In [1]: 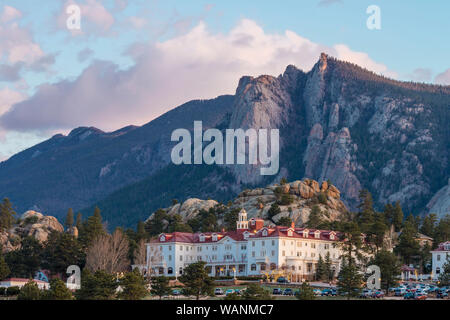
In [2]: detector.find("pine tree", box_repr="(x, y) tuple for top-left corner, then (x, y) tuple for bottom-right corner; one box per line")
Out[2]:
(357, 189), (375, 233)
(296, 282), (315, 300)
(150, 276), (171, 300)
(438, 256), (450, 287)
(43, 279), (74, 300)
(315, 255), (326, 281)
(395, 219), (420, 265)
(179, 261), (214, 300)
(392, 202), (404, 232)
(337, 259), (363, 299)
(306, 205), (322, 228)
(75, 212), (83, 230)
(79, 207), (106, 247)
(0, 245), (10, 281)
(324, 251), (333, 281)
(369, 250), (401, 291)
(119, 269), (148, 300)
(420, 213), (437, 237)
(0, 198), (16, 231)
(17, 280), (40, 300)
(65, 208), (74, 229)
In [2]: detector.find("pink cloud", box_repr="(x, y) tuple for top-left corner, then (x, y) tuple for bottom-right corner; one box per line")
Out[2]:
(0, 19), (397, 133)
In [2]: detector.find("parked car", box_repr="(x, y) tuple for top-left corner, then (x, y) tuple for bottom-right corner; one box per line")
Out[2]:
(321, 288), (337, 296)
(283, 288), (294, 296)
(395, 288), (406, 296)
(172, 289), (181, 296)
(277, 277), (290, 284)
(272, 288), (283, 295)
(414, 292), (427, 300)
(437, 291), (448, 299)
(360, 289), (373, 298)
(313, 289), (322, 296)
(214, 288), (224, 295)
(371, 290), (385, 299)
(403, 292), (415, 299)
(225, 289), (235, 296)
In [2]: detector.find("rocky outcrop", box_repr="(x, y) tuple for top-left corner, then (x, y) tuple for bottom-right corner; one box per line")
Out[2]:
(0, 210), (64, 252)
(426, 178), (450, 219)
(147, 198), (219, 222)
(148, 179), (348, 227)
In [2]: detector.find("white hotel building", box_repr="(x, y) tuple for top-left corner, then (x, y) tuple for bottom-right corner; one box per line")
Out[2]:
(145, 209), (343, 281)
(431, 241), (450, 280)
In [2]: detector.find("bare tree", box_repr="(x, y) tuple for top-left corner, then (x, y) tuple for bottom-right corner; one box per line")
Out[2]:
(86, 229), (130, 273)
(134, 239), (147, 266)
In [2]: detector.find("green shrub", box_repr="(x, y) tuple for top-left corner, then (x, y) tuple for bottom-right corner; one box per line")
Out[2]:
(6, 286), (20, 296)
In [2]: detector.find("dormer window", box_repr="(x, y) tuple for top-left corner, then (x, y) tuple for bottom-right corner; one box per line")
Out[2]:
(303, 229), (309, 238)
(160, 234), (166, 242)
(243, 231), (250, 240)
(288, 230), (293, 237)
(199, 234), (205, 242)
(262, 229), (268, 237)
(330, 232), (335, 240)
(212, 233), (218, 242)
(314, 231), (320, 239)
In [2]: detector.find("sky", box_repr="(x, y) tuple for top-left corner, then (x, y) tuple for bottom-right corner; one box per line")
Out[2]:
(0, 0), (449, 161)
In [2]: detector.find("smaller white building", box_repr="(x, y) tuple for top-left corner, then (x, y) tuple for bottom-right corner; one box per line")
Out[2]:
(0, 278), (50, 290)
(431, 241), (450, 280)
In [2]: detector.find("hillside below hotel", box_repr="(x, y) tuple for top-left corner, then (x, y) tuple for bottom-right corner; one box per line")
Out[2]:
(142, 209), (343, 282)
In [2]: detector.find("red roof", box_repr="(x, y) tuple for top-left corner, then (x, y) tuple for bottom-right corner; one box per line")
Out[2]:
(431, 241), (450, 252)
(1, 278), (48, 284)
(150, 226), (340, 244)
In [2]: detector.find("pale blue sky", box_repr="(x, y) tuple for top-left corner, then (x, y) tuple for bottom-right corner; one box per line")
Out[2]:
(0, 0), (449, 160)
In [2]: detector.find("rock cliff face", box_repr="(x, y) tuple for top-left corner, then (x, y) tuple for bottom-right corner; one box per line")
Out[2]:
(148, 179), (347, 227)
(427, 178), (450, 219)
(222, 53), (449, 213)
(0, 211), (64, 252)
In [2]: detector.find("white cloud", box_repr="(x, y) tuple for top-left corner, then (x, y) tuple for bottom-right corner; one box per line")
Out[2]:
(0, 19), (396, 133)
(435, 68), (450, 85)
(0, 6), (44, 65)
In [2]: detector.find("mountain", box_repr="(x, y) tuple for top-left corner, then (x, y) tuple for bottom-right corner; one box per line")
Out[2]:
(0, 53), (449, 228)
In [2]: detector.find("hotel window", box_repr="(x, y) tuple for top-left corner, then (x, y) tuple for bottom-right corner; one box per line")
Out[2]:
(262, 241), (265, 246)
(311, 243), (316, 249)
(252, 241), (255, 247)
(297, 242), (302, 247)
(186, 246), (189, 252)
(251, 264), (257, 271)
(252, 251), (255, 257)
(168, 255), (172, 261)
(297, 252), (302, 257)
(261, 264), (267, 271)
(311, 253), (316, 257)
(272, 240), (275, 246)
(437, 255), (441, 261)
(180, 256), (183, 261)
(168, 246), (172, 251)
(271, 250), (275, 256)
(283, 240), (286, 246)
(324, 244), (329, 250)
(260, 250), (266, 256)
(179, 246), (182, 251)
(241, 245), (247, 250)
(282, 250), (285, 257)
